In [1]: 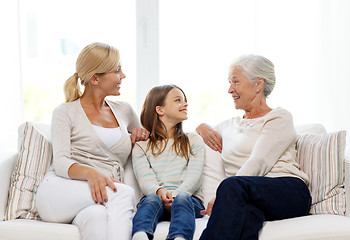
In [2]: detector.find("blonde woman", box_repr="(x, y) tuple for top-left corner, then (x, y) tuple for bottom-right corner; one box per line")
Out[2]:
(36, 42), (149, 240)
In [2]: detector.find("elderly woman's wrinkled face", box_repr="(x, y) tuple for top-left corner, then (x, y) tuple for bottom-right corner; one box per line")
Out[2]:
(228, 66), (260, 111)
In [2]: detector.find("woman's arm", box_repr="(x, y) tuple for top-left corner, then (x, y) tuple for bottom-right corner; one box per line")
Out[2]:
(51, 105), (77, 178)
(196, 123), (222, 152)
(124, 102), (150, 144)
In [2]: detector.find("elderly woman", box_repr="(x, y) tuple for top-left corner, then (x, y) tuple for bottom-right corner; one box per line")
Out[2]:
(36, 42), (149, 240)
(197, 55), (311, 240)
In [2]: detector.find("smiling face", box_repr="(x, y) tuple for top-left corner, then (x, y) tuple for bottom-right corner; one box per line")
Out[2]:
(156, 88), (188, 127)
(228, 66), (262, 111)
(95, 65), (126, 96)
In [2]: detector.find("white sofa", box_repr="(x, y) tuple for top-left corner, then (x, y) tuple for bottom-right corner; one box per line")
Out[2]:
(1, 122), (350, 240)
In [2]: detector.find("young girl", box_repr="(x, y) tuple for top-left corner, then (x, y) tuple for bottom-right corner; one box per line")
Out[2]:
(132, 85), (205, 240)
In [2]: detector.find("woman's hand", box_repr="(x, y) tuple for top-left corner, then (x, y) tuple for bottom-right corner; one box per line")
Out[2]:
(196, 124), (222, 153)
(130, 128), (150, 144)
(200, 197), (216, 216)
(86, 169), (120, 205)
(68, 163), (119, 205)
(157, 188), (173, 212)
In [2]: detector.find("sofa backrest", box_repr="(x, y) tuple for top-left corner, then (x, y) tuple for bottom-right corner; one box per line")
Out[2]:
(0, 152), (17, 221)
(4, 122), (346, 217)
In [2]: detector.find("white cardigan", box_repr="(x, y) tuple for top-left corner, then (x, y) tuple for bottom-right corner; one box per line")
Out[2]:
(215, 107), (309, 184)
(50, 98), (140, 181)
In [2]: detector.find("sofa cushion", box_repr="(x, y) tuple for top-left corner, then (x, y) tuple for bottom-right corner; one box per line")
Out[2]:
(297, 131), (346, 215)
(0, 152), (17, 221)
(153, 212), (350, 240)
(5, 122), (52, 220)
(0, 219), (80, 240)
(259, 214), (350, 240)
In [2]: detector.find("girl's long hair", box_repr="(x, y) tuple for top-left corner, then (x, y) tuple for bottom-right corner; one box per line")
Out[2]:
(140, 85), (194, 162)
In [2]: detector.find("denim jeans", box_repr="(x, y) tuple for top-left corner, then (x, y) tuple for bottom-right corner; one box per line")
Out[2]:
(200, 176), (311, 240)
(132, 193), (204, 240)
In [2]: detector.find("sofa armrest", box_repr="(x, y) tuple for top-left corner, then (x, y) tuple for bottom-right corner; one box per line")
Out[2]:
(345, 154), (350, 217)
(0, 151), (17, 221)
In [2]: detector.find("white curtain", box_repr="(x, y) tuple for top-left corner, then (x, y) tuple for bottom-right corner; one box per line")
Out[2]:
(159, 0), (350, 153)
(1, 0), (350, 154)
(0, 0), (22, 153)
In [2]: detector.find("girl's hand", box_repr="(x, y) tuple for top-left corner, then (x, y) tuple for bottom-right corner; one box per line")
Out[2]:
(196, 124), (222, 153)
(130, 128), (150, 144)
(157, 188), (173, 212)
(200, 197), (216, 216)
(86, 169), (119, 205)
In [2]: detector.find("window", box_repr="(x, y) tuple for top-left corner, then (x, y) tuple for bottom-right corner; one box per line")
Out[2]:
(19, 0), (136, 123)
(1, 0), (350, 153)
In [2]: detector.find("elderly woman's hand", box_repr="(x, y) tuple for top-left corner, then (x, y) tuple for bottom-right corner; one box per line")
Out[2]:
(130, 128), (150, 144)
(200, 197), (216, 216)
(196, 124), (222, 153)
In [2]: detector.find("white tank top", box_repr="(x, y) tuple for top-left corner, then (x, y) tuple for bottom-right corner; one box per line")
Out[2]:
(92, 125), (122, 148)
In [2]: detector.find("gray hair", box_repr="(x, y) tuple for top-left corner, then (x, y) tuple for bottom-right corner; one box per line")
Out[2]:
(230, 55), (276, 97)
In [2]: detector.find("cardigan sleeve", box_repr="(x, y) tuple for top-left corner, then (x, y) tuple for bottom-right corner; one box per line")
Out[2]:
(132, 142), (161, 195)
(236, 109), (297, 176)
(127, 105), (141, 132)
(120, 101), (141, 132)
(174, 133), (205, 196)
(51, 104), (77, 179)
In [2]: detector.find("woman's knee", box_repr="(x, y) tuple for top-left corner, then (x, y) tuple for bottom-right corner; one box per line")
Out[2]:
(73, 205), (107, 240)
(115, 183), (135, 195)
(216, 176), (250, 198)
(73, 205), (107, 227)
(219, 176), (240, 191)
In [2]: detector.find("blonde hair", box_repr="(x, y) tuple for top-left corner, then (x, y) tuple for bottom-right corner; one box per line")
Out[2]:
(64, 42), (120, 102)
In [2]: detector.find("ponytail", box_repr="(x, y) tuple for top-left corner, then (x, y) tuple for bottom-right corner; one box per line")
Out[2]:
(64, 73), (82, 102)
(62, 42), (120, 102)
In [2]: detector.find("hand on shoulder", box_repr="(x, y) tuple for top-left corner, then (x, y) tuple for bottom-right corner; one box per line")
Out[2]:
(196, 123), (222, 153)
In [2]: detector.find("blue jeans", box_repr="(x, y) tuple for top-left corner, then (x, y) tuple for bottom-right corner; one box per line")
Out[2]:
(132, 193), (204, 240)
(200, 176), (311, 240)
